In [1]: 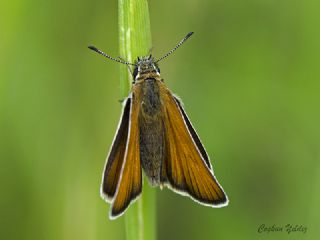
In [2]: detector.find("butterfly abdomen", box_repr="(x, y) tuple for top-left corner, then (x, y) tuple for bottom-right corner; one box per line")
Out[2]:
(139, 78), (165, 186)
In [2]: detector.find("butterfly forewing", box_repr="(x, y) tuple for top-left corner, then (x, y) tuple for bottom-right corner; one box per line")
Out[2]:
(111, 89), (143, 218)
(173, 97), (212, 170)
(101, 98), (131, 202)
(159, 82), (228, 206)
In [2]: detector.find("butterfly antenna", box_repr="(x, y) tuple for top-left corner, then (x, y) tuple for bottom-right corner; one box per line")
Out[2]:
(156, 32), (194, 63)
(88, 45), (136, 66)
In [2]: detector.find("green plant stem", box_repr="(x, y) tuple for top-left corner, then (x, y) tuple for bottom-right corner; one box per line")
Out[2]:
(118, 0), (156, 240)
(118, 0), (152, 99)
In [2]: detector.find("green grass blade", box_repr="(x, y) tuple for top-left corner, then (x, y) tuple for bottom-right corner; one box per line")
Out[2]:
(118, 0), (156, 240)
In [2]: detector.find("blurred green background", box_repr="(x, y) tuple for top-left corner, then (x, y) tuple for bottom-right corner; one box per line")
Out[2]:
(1, 0), (319, 239)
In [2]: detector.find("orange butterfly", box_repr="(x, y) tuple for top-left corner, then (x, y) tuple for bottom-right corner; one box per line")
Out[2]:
(89, 32), (228, 219)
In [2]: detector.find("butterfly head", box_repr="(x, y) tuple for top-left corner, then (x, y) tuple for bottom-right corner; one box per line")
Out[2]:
(133, 55), (160, 80)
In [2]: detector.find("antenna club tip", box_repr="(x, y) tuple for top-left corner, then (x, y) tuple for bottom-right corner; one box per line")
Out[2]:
(187, 32), (194, 37)
(88, 45), (97, 51)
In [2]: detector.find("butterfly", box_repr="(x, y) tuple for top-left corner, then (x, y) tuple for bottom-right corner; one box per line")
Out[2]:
(88, 32), (228, 219)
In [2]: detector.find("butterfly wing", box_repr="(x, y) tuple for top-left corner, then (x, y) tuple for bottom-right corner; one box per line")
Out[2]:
(101, 98), (131, 202)
(160, 83), (228, 206)
(173, 96), (212, 170)
(110, 88), (143, 219)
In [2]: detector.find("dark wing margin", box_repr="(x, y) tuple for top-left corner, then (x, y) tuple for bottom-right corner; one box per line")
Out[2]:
(100, 98), (131, 202)
(173, 96), (212, 169)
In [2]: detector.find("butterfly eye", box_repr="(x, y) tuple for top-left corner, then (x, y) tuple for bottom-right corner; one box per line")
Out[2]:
(133, 67), (139, 79)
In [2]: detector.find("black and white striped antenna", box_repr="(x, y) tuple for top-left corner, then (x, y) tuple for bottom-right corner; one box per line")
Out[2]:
(156, 32), (194, 63)
(88, 45), (136, 66)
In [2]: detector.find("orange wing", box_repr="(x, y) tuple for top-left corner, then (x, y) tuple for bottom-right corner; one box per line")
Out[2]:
(110, 87), (143, 219)
(160, 83), (228, 206)
(101, 98), (131, 202)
